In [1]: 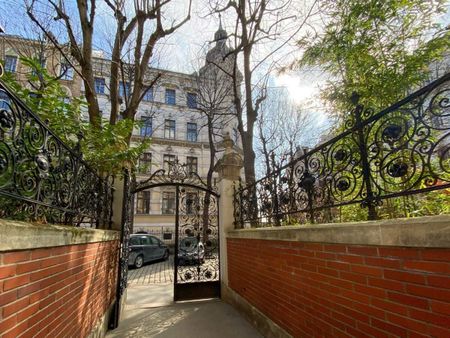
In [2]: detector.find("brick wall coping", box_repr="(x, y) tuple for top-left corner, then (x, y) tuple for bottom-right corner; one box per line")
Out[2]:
(0, 219), (119, 252)
(227, 215), (450, 248)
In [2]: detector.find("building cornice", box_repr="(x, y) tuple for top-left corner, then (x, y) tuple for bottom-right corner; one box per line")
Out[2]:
(131, 136), (209, 149)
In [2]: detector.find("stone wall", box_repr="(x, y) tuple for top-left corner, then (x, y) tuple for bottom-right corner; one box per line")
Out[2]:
(226, 216), (450, 337)
(0, 220), (119, 338)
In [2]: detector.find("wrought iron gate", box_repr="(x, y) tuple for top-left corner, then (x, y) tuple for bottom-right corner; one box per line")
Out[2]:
(132, 160), (220, 301)
(172, 185), (220, 300)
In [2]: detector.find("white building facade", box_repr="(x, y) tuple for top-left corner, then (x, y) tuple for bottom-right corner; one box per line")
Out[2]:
(0, 25), (242, 233)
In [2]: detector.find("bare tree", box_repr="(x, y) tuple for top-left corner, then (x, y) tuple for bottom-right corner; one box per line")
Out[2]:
(25, 0), (191, 131)
(256, 87), (322, 176)
(208, 0), (319, 184)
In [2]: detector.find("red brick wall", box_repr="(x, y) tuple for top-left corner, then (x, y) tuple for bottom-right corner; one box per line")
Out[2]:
(0, 241), (119, 338)
(228, 238), (450, 338)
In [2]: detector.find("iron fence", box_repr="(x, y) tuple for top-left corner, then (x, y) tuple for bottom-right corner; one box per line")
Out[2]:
(234, 72), (450, 228)
(0, 80), (113, 228)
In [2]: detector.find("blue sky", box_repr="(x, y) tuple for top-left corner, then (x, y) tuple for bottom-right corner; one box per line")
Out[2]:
(1, 0), (448, 135)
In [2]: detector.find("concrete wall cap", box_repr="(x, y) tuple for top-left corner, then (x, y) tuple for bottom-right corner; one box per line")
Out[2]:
(0, 219), (119, 252)
(227, 215), (450, 248)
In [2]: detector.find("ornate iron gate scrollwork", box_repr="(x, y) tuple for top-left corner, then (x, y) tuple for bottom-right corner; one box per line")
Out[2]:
(174, 186), (220, 300)
(133, 159), (221, 301)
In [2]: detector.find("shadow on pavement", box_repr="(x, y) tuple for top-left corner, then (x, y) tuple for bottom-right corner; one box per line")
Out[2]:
(106, 300), (263, 338)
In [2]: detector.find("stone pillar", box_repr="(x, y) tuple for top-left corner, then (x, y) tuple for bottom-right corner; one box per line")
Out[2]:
(216, 135), (243, 286)
(111, 175), (125, 231)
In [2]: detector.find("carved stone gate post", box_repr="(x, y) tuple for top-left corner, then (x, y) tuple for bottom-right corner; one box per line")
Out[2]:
(111, 175), (125, 231)
(215, 135), (243, 287)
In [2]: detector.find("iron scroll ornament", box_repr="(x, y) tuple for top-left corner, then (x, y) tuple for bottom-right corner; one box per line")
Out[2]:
(0, 80), (113, 227)
(177, 188), (220, 284)
(234, 72), (450, 227)
(132, 159), (221, 289)
(134, 158), (218, 195)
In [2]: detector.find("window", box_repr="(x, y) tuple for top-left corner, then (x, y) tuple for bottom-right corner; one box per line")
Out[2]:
(187, 122), (197, 142)
(4, 56), (17, 73)
(140, 236), (152, 245)
(94, 78), (105, 94)
(187, 93), (197, 109)
(186, 192), (199, 215)
(162, 191), (175, 214)
(143, 87), (153, 101)
(140, 117), (152, 136)
(138, 153), (152, 174)
(164, 119), (176, 139)
(136, 191), (151, 214)
(119, 81), (131, 98)
(60, 63), (74, 80)
(0, 91), (10, 110)
(163, 154), (176, 172)
(148, 236), (160, 245)
(130, 237), (140, 245)
(186, 156), (198, 175)
(165, 89), (176, 105)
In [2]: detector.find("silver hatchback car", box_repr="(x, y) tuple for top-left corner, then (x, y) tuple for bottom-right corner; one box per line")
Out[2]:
(129, 234), (169, 268)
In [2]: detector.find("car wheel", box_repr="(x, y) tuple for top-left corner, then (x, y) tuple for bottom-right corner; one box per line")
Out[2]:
(163, 250), (169, 260)
(134, 255), (144, 269)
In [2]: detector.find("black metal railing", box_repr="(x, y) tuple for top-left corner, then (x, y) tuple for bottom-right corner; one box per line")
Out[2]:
(234, 72), (450, 228)
(0, 80), (113, 228)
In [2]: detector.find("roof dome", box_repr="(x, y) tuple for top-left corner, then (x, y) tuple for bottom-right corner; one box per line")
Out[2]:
(205, 19), (231, 63)
(214, 24), (227, 42)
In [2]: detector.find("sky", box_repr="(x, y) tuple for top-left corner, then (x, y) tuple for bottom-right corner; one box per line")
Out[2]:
(1, 0), (448, 136)
(0, 0), (329, 127)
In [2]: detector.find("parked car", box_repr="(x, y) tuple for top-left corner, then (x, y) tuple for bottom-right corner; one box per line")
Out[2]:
(177, 236), (205, 265)
(129, 234), (169, 268)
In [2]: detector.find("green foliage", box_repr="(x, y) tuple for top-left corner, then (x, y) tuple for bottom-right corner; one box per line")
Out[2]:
(2, 57), (149, 175)
(82, 118), (149, 174)
(299, 0), (450, 117)
(414, 190), (450, 215)
(294, 0), (450, 222)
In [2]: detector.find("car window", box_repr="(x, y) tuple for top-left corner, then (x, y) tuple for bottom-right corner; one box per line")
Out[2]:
(149, 236), (160, 245)
(130, 237), (140, 245)
(140, 236), (152, 245)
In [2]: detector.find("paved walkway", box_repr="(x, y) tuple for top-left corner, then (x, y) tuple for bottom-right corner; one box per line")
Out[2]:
(128, 254), (220, 286)
(126, 284), (174, 309)
(106, 299), (263, 338)
(128, 256), (174, 285)
(118, 255), (261, 337)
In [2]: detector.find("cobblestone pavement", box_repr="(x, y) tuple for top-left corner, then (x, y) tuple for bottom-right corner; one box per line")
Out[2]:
(128, 255), (174, 285)
(128, 254), (220, 285)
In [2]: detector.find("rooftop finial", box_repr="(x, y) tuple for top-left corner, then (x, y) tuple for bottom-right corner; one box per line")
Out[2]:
(214, 13), (227, 43)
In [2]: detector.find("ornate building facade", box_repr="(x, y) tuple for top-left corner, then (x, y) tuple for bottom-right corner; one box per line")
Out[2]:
(0, 25), (241, 233)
